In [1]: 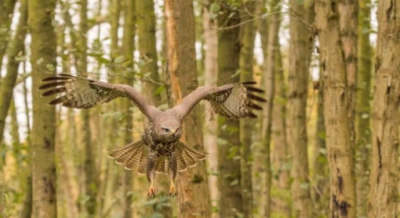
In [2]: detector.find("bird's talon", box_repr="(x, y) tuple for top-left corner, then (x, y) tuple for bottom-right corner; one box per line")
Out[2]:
(169, 186), (176, 197)
(147, 187), (156, 198)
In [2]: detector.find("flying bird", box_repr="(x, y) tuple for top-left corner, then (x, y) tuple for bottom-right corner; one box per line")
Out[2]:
(39, 74), (266, 197)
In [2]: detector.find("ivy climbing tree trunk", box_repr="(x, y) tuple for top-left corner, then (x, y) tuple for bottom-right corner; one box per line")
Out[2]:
(28, 0), (57, 216)
(165, 0), (211, 217)
(368, 0), (400, 217)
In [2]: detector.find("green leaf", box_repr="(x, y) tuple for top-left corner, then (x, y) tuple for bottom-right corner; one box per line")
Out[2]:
(15, 55), (25, 62)
(46, 64), (55, 72)
(114, 55), (125, 64)
(36, 58), (43, 65)
(217, 138), (228, 146)
(230, 179), (238, 186)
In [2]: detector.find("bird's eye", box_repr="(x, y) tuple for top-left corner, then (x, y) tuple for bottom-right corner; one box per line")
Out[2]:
(162, 127), (170, 133)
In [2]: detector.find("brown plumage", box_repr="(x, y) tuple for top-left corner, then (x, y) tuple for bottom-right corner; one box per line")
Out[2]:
(39, 74), (266, 197)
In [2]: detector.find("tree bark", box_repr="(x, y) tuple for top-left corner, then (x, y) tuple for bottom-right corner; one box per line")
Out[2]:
(287, 0), (314, 216)
(216, 2), (243, 217)
(239, 1), (256, 217)
(136, 0), (162, 104)
(202, 5), (219, 218)
(312, 85), (329, 217)
(76, 0), (98, 215)
(368, 0), (400, 217)
(338, 0), (358, 142)
(315, 0), (356, 216)
(28, 0), (57, 216)
(0, 0), (16, 69)
(121, 0), (135, 216)
(260, 0), (280, 216)
(165, 0), (211, 217)
(355, 0), (372, 215)
(0, 0), (28, 145)
(271, 45), (291, 217)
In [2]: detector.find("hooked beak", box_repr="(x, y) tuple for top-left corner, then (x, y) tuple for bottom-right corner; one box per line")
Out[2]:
(170, 129), (176, 134)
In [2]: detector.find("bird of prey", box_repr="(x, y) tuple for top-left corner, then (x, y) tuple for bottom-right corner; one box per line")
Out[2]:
(39, 74), (266, 197)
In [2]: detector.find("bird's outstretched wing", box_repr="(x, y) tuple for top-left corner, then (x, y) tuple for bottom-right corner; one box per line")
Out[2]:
(176, 81), (266, 119)
(39, 74), (154, 117)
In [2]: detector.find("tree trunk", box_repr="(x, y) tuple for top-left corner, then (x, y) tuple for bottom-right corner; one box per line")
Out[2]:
(287, 0), (314, 216)
(260, 0), (280, 216)
(165, 0), (211, 217)
(28, 0), (57, 216)
(202, 5), (218, 218)
(355, 0), (372, 215)
(216, 2), (243, 217)
(20, 70), (33, 218)
(76, 0), (98, 215)
(0, 0), (28, 145)
(136, 0), (162, 104)
(315, 0), (356, 216)
(271, 45), (291, 217)
(121, 0), (135, 216)
(338, 0), (358, 142)
(0, 0), (16, 69)
(368, 0), (400, 217)
(239, 1), (256, 217)
(312, 85), (329, 217)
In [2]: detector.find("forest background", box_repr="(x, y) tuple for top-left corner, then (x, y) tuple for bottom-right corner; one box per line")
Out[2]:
(0, 0), (398, 217)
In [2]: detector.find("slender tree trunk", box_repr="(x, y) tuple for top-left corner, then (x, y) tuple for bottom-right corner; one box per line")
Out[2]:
(0, 0), (16, 69)
(0, 0), (28, 145)
(312, 84), (329, 217)
(288, 0), (314, 216)
(239, 1), (256, 217)
(216, 2), (243, 217)
(136, 0), (162, 103)
(165, 0), (211, 217)
(355, 0), (372, 215)
(315, 0), (356, 216)
(260, 0), (280, 216)
(271, 45), (291, 217)
(136, 0), (173, 216)
(28, 0), (57, 216)
(76, 0), (98, 215)
(121, 0), (135, 216)
(368, 0), (400, 217)
(20, 68), (33, 218)
(202, 5), (219, 218)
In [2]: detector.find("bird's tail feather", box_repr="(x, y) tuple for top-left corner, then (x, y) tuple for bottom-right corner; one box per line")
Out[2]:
(107, 140), (148, 174)
(175, 142), (206, 172)
(107, 140), (206, 174)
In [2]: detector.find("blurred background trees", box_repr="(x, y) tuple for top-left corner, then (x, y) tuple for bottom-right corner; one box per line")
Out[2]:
(0, 0), (390, 217)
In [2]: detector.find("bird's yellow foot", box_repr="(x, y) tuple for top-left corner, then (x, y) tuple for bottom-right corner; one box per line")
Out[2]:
(147, 186), (156, 198)
(169, 182), (176, 197)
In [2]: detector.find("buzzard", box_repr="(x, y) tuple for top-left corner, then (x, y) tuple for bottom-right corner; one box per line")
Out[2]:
(39, 74), (266, 197)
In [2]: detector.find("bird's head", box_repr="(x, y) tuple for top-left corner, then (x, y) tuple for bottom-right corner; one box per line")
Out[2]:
(153, 118), (182, 142)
